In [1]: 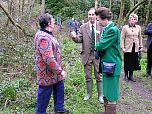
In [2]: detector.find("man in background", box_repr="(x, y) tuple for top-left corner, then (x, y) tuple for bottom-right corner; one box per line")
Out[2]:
(144, 21), (152, 77)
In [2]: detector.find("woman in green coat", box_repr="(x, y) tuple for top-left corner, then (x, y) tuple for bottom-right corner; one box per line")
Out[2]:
(95, 7), (122, 114)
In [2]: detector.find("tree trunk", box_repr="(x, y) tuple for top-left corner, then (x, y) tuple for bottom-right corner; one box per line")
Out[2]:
(22, 0), (25, 15)
(130, 0), (134, 11)
(122, 0), (146, 25)
(5, 0), (13, 27)
(19, 0), (21, 16)
(41, 0), (45, 14)
(26, 0), (35, 21)
(134, 0), (142, 13)
(109, 0), (112, 10)
(117, 0), (125, 27)
(0, 3), (26, 35)
(99, 0), (102, 7)
(145, 0), (152, 26)
(95, 0), (99, 9)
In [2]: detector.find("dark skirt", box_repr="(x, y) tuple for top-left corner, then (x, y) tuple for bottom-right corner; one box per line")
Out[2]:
(124, 43), (140, 71)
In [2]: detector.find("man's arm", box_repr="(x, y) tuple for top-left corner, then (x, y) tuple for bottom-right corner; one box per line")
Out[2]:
(70, 26), (83, 43)
(144, 23), (152, 35)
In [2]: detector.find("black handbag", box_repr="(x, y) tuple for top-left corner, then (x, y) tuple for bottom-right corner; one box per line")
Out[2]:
(135, 51), (141, 70)
(102, 62), (116, 75)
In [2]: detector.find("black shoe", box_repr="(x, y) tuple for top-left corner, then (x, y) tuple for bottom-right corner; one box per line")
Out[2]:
(128, 76), (136, 82)
(124, 71), (129, 82)
(54, 109), (70, 114)
(129, 71), (136, 82)
(124, 75), (129, 82)
(146, 73), (151, 77)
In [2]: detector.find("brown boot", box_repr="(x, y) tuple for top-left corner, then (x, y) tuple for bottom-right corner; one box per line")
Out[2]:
(100, 97), (108, 114)
(106, 103), (116, 114)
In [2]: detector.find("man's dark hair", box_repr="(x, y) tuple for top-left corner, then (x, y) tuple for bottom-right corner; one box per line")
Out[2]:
(39, 13), (53, 29)
(95, 7), (113, 21)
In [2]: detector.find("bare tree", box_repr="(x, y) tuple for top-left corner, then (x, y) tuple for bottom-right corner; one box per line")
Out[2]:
(145, 0), (152, 25)
(109, 0), (112, 10)
(41, 0), (45, 14)
(26, 0), (35, 21)
(130, 0), (134, 11)
(19, 0), (21, 16)
(5, 0), (13, 27)
(22, 0), (25, 15)
(117, 0), (125, 27)
(0, 3), (26, 34)
(122, 0), (147, 25)
(134, 0), (142, 13)
(99, 0), (102, 7)
(95, 0), (99, 8)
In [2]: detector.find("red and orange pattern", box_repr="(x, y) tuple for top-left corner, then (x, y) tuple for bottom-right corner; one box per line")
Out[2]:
(34, 30), (64, 86)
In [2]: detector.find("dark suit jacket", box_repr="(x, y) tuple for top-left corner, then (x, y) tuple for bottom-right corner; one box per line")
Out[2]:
(144, 22), (152, 50)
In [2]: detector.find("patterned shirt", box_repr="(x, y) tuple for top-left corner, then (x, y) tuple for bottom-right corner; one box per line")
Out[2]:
(34, 29), (64, 86)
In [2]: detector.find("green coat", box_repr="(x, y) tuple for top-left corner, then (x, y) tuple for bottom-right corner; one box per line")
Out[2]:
(96, 22), (122, 102)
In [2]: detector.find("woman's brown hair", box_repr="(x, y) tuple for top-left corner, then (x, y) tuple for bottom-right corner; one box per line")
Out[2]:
(95, 7), (113, 21)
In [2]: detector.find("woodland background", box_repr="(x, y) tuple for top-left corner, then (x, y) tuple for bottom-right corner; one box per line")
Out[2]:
(0, 0), (152, 114)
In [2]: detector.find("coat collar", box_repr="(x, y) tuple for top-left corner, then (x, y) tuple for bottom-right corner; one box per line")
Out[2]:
(104, 21), (115, 31)
(40, 28), (54, 36)
(128, 24), (136, 28)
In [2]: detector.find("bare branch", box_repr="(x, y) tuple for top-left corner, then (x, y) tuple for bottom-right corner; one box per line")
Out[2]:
(0, 3), (26, 35)
(122, 0), (147, 25)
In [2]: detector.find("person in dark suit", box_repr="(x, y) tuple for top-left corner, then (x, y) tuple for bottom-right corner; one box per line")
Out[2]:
(70, 8), (104, 103)
(144, 21), (152, 77)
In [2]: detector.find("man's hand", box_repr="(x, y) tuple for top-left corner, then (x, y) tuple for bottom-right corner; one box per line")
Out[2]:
(70, 30), (77, 38)
(61, 70), (67, 79)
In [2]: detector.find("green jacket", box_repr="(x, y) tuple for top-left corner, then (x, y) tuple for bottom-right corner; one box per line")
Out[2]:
(96, 22), (122, 76)
(96, 22), (122, 101)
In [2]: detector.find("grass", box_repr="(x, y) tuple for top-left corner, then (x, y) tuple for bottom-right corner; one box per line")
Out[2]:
(0, 29), (152, 114)
(0, 31), (103, 114)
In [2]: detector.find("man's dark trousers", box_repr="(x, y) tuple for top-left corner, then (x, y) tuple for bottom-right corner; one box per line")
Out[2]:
(36, 81), (64, 114)
(147, 42), (152, 75)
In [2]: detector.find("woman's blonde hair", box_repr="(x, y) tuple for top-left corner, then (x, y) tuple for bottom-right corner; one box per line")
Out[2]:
(129, 13), (138, 21)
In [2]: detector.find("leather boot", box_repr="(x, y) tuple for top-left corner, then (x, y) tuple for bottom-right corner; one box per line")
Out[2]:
(129, 71), (136, 82)
(106, 103), (116, 114)
(97, 81), (104, 103)
(84, 80), (93, 101)
(124, 70), (129, 82)
(101, 97), (108, 114)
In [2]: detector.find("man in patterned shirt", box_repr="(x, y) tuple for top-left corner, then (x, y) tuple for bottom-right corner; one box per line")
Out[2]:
(34, 13), (69, 114)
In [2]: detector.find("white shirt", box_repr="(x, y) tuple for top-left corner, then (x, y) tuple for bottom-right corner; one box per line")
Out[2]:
(89, 21), (97, 49)
(89, 21), (96, 31)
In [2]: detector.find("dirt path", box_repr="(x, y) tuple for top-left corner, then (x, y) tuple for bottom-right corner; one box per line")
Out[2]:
(117, 72), (152, 114)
